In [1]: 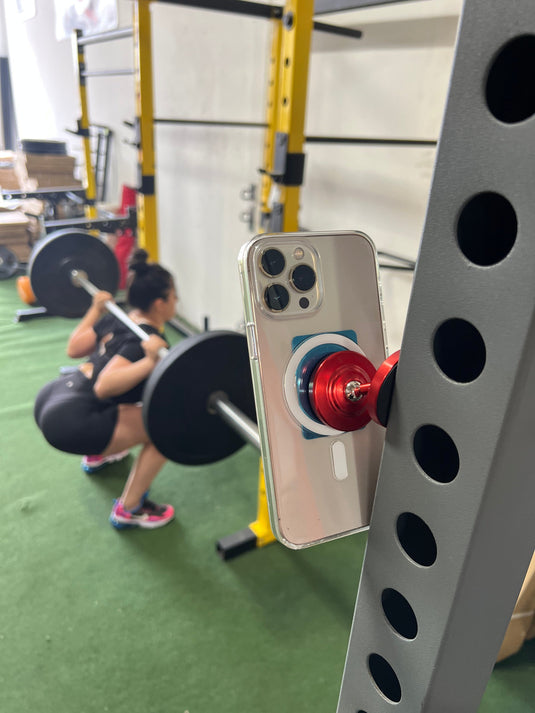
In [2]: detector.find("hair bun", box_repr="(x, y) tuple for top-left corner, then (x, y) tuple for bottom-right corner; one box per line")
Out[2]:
(128, 248), (150, 275)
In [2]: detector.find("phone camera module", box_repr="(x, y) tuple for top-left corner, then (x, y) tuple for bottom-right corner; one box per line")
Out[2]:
(290, 264), (316, 292)
(264, 284), (290, 312)
(261, 248), (285, 277)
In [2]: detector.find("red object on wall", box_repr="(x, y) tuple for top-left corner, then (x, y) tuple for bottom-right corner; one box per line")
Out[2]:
(115, 185), (137, 289)
(120, 185), (137, 214)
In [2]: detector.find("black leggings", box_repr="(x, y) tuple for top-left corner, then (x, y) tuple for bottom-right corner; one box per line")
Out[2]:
(34, 370), (119, 456)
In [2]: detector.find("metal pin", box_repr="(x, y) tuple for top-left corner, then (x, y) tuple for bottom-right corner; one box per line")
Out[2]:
(345, 380), (370, 402)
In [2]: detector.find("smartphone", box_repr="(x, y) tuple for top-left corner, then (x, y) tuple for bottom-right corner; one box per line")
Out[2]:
(238, 231), (387, 549)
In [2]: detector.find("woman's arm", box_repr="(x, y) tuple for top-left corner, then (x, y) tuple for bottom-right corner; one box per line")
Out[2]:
(67, 291), (112, 359)
(93, 334), (167, 399)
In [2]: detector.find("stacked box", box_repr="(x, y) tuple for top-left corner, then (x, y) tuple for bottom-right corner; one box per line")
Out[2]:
(0, 211), (34, 262)
(0, 151), (22, 191)
(0, 199), (44, 262)
(16, 152), (83, 189)
(20, 199), (45, 245)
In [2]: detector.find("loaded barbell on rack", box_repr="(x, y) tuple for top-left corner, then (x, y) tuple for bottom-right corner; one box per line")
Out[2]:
(28, 229), (399, 468)
(28, 229), (258, 465)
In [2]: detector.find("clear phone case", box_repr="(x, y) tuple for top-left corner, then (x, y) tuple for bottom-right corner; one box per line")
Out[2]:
(239, 231), (387, 549)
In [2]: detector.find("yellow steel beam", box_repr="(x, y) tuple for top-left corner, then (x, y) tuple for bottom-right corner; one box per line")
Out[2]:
(251, 0), (314, 550)
(248, 459), (277, 548)
(278, 1), (313, 156)
(252, 18), (284, 550)
(277, 0), (313, 231)
(73, 31), (97, 220)
(259, 0), (313, 233)
(259, 17), (282, 230)
(133, 0), (159, 260)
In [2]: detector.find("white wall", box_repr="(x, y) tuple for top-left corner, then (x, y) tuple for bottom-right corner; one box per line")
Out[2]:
(82, 2), (137, 193)
(3, 2), (78, 152)
(0, 0), (8, 55)
(303, 0), (461, 348)
(2, 1), (135, 190)
(2, 0), (463, 350)
(150, 3), (271, 332)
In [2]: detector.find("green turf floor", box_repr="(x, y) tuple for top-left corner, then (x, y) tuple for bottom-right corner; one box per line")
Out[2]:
(0, 279), (534, 713)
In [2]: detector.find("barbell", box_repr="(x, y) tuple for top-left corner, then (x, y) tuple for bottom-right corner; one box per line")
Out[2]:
(29, 229), (258, 465)
(28, 230), (399, 467)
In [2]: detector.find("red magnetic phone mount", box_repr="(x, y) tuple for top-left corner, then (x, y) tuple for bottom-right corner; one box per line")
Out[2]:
(309, 351), (376, 431)
(308, 349), (401, 430)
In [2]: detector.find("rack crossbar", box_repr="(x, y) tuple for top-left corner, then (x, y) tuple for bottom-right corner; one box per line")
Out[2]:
(77, 27), (133, 46)
(82, 69), (134, 78)
(157, 0), (282, 19)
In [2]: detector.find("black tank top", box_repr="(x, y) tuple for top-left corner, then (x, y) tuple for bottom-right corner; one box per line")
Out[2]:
(89, 314), (169, 404)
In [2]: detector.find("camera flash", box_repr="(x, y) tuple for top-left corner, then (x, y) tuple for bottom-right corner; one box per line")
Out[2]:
(293, 247), (304, 260)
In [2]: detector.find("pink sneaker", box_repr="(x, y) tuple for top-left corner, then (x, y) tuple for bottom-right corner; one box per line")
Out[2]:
(81, 450), (130, 474)
(109, 497), (175, 530)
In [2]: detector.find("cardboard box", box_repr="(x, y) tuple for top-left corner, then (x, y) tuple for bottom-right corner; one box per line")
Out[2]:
(15, 151), (81, 189)
(0, 239), (32, 262)
(0, 209), (28, 227)
(23, 153), (76, 174)
(19, 198), (45, 217)
(0, 151), (22, 191)
(31, 174), (83, 188)
(0, 210), (32, 261)
(497, 551), (535, 661)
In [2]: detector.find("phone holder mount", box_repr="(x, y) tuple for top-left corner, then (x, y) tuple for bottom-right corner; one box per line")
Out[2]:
(284, 330), (400, 436)
(284, 332), (366, 438)
(309, 350), (401, 430)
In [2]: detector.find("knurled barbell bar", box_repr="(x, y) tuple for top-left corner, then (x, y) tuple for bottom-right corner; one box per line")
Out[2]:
(28, 229), (400, 466)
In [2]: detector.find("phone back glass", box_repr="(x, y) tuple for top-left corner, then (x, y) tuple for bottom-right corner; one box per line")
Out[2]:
(239, 231), (387, 548)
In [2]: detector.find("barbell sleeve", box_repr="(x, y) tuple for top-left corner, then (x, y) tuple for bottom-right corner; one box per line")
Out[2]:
(208, 391), (260, 451)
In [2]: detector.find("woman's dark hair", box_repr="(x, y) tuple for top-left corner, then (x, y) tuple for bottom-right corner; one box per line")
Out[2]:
(126, 248), (174, 312)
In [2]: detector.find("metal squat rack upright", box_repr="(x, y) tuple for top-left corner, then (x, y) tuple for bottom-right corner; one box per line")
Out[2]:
(336, 1), (535, 711)
(137, 0), (362, 557)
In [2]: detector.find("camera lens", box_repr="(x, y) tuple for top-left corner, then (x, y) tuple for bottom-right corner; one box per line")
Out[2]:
(264, 284), (290, 312)
(260, 248), (285, 277)
(290, 264), (316, 292)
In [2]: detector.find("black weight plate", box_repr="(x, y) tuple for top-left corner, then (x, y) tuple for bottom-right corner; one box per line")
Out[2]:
(29, 229), (119, 318)
(143, 331), (257, 465)
(0, 246), (19, 279)
(20, 139), (67, 155)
